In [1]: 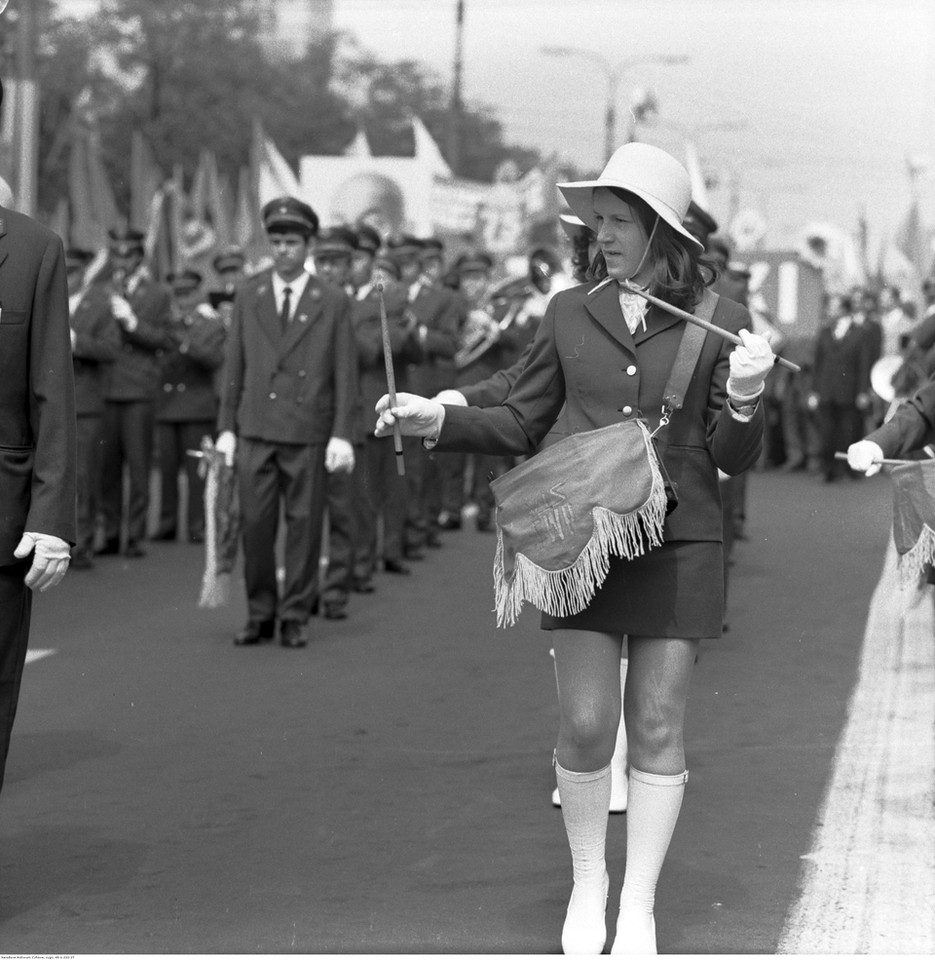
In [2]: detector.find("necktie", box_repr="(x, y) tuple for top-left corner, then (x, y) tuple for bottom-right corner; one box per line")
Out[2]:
(280, 286), (292, 331)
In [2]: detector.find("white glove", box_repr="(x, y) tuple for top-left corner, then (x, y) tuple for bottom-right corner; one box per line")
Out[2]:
(375, 392), (445, 439)
(325, 436), (355, 474)
(847, 439), (885, 477)
(14, 532), (71, 591)
(727, 328), (775, 399)
(111, 294), (138, 332)
(70, 328), (78, 351)
(215, 431), (237, 467)
(433, 389), (468, 406)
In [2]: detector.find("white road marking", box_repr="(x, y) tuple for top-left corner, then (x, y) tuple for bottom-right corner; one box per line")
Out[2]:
(25, 649), (56, 665)
(778, 539), (935, 953)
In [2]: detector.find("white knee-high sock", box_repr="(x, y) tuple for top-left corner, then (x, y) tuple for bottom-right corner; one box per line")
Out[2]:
(612, 767), (688, 954)
(554, 756), (612, 887)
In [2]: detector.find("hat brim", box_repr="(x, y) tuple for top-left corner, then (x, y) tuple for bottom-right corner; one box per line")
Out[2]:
(557, 180), (704, 252)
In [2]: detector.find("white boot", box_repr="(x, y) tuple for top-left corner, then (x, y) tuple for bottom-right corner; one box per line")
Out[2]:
(611, 767), (688, 955)
(554, 757), (612, 955)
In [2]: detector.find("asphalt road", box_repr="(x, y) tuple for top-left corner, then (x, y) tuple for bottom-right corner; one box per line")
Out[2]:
(0, 469), (899, 954)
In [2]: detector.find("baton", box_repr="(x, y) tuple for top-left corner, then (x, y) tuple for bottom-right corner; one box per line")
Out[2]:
(619, 281), (802, 373)
(376, 281), (406, 476)
(834, 451), (913, 467)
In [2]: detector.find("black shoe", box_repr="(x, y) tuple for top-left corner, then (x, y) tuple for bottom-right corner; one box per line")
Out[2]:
(437, 513), (462, 531)
(475, 519), (494, 533)
(323, 602), (348, 621)
(426, 531), (443, 548)
(124, 542), (147, 558)
(383, 559), (410, 575)
(151, 528), (177, 542)
(404, 546), (425, 561)
(352, 579), (375, 594)
(98, 537), (120, 556)
(280, 620), (309, 647)
(70, 552), (94, 570)
(234, 620), (276, 645)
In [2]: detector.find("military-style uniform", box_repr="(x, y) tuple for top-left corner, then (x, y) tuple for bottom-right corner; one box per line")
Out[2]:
(68, 256), (120, 565)
(156, 275), (226, 542)
(352, 271), (423, 581)
(99, 231), (173, 555)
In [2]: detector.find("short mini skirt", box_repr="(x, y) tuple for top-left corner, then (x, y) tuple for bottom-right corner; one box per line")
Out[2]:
(540, 540), (724, 638)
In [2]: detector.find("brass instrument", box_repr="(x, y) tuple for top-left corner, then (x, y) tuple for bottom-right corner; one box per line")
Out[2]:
(454, 276), (531, 370)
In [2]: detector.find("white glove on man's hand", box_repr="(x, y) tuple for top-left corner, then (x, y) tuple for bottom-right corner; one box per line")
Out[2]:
(375, 392), (445, 439)
(433, 389), (468, 406)
(14, 532), (71, 591)
(325, 437), (355, 474)
(847, 439), (885, 477)
(111, 295), (138, 332)
(215, 431), (237, 467)
(727, 328), (775, 399)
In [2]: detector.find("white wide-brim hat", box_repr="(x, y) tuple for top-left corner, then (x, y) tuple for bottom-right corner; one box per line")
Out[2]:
(559, 213), (591, 241)
(558, 142), (703, 252)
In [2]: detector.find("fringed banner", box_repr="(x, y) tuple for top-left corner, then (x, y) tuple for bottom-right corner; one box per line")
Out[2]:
(490, 420), (668, 627)
(891, 459), (935, 586)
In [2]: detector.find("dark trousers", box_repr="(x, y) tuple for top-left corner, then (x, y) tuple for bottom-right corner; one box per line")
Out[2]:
(355, 434), (408, 575)
(440, 451), (509, 524)
(156, 420), (214, 540)
(75, 414), (103, 560)
(818, 401), (859, 479)
(0, 560), (32, 794)
(238, 437), (326, 624)
(322, 461), (361, 607)
(101, 399), (155, 546)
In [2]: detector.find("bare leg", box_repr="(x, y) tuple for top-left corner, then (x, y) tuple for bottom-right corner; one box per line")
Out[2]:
(612, 635), (698, 954)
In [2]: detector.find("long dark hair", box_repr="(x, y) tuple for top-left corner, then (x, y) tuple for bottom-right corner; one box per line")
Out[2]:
(586, 188), (713, 312)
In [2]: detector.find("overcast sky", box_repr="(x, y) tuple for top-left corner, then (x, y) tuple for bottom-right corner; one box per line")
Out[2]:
(333, 0), (935, 250)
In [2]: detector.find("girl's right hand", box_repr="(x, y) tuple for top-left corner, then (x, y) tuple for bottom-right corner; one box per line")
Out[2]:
(375, 393), (446, 439)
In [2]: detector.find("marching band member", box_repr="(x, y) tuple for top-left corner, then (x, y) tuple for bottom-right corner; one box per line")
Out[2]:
(376, 143), (774, 954)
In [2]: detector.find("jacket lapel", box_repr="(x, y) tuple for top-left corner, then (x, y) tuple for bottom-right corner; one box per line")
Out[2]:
(278, 277), (322, 355)
(584, 278), (636, 356)
(633, 303), (682, 346)
(254, 279), (282, 347)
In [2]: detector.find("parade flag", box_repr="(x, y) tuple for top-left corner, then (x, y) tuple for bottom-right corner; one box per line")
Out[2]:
(130, 131), (164, 235)
(894, 200), (930, 278)
(412, 116), (452, 177)
(252, 119), (301, 204)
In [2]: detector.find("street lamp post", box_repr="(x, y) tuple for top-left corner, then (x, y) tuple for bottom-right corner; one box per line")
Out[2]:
(541, 46), (689, 163)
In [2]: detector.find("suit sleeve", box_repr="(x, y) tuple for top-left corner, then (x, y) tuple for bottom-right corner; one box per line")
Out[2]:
(217, 295), (246, 433)
(26, 233), (77, 544)
(330, 295), (358, 443)
(459, 339), (532, 407)
(866, 376), (935, 457)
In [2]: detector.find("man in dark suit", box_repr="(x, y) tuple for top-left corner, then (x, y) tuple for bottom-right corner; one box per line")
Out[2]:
(216, 197), (357, 648)
(67, 247), (120, 568)
(0, 126), (77, 791)
(811, 293), (874, 481)
(98, 226), (172, 557)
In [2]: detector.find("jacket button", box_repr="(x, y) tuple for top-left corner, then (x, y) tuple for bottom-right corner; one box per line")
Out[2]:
(163, 383), (173, 392)
(177, 383), (186, 392)
(622, 405), (633, 416)
(626, 365), (637, 376)
(269, 392), (277, 400)
(298, 370), (306, 378)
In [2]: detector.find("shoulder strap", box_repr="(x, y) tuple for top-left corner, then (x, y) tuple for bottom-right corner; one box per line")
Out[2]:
(662, 287), (719, 412)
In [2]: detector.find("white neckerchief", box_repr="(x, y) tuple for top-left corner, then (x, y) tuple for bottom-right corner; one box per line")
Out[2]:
(617, 283), (649, 335)
(272, 270), (310, 321)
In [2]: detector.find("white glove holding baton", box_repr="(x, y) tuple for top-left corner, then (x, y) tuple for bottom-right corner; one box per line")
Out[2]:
(215, 431), (237, 468)
(847, 440), (885, 477)
(726, 328), (775, 400)
(375, 392), (446, 439)
(111, 295), (139, 332)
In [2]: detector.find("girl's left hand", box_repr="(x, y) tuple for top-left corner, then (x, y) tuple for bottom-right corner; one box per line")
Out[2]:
(375, 392), (445, 438)
(727, 328), (775, 397)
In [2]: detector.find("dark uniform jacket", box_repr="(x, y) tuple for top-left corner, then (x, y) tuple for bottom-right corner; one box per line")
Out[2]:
(157, 305), (226, 423)
(867, 374), (935, 456)
(102, 268), (173, 401)
(70, 284), (120, 417)
(218, 269), (357, 445)
(812, 319), (872, 406)
(437, 279), (763, 543)
(0, 207), (77, 563)
(406, 278), (464, 396)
